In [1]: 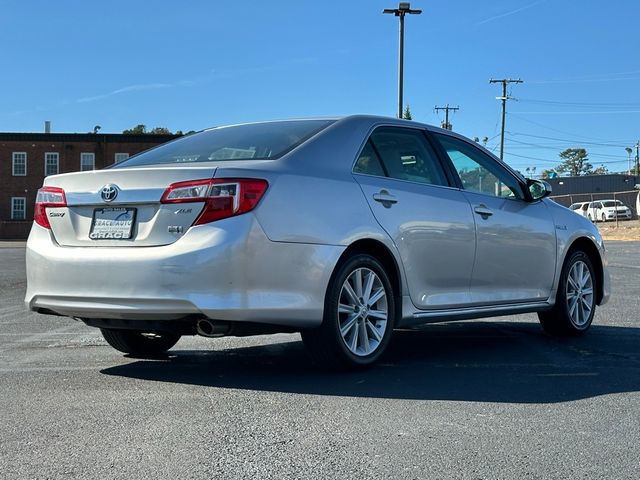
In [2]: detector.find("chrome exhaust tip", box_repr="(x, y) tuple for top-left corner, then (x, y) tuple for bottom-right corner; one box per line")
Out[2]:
(196, 319), (230, 338)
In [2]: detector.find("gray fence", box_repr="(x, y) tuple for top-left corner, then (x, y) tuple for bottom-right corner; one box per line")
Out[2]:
(550, 190), (640, 226)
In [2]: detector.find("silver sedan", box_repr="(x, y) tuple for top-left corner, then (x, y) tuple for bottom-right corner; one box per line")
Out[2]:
(25, 115), (610, 368)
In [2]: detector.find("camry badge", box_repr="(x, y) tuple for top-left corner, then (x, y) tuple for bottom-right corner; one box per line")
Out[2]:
(101, 184), (119, 202)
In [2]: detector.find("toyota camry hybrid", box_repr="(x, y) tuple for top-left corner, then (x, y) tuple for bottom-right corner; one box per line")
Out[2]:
(25, 115), (610, 368)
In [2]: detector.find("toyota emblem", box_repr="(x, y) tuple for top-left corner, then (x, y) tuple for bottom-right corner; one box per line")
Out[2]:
(101, 184), (119, 202)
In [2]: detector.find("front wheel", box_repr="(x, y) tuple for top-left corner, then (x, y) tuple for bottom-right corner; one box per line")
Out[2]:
(538, 250), (597, 336)
(302, 254), (395, 369)
(601, 213), (606, 222)
(101, 328), (181, 357)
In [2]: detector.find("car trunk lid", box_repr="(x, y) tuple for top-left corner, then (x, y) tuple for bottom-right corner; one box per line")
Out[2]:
(43, 165), (217, 247)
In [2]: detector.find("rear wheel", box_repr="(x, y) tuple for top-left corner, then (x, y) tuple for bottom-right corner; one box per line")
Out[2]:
(101, 328), (181, 357)
(302, 254), (395, 369)
(601, 213), (606, 222)
(538, 250), (596, 336)
(587, 214), (593, 222)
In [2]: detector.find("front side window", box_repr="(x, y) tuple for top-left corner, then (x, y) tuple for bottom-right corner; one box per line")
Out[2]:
(12, 152), (27, 176)
(45, 152), (59, 176)
(11, 197), (26, 220)
(354, 127), (448, 187)
(435, 134), (524, 199)
(80, 153), (95, 171)
(114, 120), (334, 168)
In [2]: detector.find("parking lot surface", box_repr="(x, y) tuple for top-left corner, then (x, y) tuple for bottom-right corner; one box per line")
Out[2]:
(1, 241), (639, 479)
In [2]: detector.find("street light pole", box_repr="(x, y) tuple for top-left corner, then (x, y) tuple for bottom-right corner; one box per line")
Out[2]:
(384, 3), (422, 118)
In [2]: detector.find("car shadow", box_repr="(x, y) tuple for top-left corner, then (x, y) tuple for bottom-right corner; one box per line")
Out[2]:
(101, 321), (640, 404)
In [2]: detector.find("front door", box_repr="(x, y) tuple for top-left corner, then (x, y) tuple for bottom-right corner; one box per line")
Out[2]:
(433, 133), (557, 305)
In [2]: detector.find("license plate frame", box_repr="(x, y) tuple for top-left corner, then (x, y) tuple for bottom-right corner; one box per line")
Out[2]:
(89, 207), (137, 240)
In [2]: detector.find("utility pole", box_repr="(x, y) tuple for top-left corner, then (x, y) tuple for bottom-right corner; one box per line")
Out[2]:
(434, 104), (459, 130)
(384, 3), (422, 118)
(489, 78), (523, 160)
(636, 140), (640, 175)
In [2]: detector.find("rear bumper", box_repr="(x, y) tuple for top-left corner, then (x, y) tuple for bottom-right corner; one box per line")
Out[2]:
(25, 215), (344, 328)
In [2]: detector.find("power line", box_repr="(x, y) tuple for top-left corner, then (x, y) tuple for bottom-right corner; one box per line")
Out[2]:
(504, 138), (628, 159)
(504, 151), (628, 165)
(517, 98), (640, 108)
(526, 70), (640, 84)
(506, 131), (631, 147)
(511, 110), (640, 115)
(507, 112), (635, 143)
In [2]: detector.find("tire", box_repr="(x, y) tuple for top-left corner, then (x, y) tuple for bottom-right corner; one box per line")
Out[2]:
(601, 213), (606, 223)
(538, 250), (597, 336)
(101, 328), (181, 357)
(587, 214), (593, 222)
(301, 254), (395, 369)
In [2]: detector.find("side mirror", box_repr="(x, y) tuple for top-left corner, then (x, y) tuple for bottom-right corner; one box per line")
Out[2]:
(527, 179), (552, 201)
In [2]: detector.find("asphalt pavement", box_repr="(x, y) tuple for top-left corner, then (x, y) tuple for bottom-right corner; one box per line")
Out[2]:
(1, 241), (639, 479)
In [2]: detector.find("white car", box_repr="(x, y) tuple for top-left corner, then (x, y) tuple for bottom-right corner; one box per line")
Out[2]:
(586, 200), (632, 222)
(569, 202), (589, 218)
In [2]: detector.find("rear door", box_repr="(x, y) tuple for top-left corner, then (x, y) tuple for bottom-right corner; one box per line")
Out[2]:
(432, 132), (556, 305)
(353, 126), (477, 309)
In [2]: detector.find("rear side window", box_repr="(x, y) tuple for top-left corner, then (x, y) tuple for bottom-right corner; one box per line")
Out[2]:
(114, 120), (334, 168)
(354, 127), (448, 187)
(354, 140), (386, 176)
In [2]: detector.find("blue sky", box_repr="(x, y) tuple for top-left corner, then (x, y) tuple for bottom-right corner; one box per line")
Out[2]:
(1, 0), (639, 174)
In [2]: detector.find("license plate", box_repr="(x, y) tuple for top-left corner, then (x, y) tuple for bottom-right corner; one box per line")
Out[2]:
(89, 207), (136, 240)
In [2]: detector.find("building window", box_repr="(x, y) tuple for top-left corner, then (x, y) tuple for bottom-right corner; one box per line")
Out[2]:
(12, 152), (27, 176)
(11, 197), (26, 220)
(80, 152), (95, 171)
(114, 153), (129, 163)
(45, 152), (59, 176)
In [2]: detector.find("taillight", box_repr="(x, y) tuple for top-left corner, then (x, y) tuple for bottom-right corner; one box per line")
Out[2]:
(34, 187), (67, 229)
(160, 178), (268, 225)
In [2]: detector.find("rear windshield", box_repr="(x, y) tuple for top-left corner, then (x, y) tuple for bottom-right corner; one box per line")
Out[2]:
(113, 120), (334, 168)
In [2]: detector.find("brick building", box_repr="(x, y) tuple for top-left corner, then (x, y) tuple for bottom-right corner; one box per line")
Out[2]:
(0, 132), (178, 239)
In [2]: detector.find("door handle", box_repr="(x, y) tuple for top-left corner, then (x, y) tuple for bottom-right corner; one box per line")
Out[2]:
(474, 205), (493, 218)
(373, 191), (398, 207)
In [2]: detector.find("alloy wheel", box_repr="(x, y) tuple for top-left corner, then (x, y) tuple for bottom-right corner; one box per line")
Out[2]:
(565, 260), (594, 328)
(337, 268), (388, 356)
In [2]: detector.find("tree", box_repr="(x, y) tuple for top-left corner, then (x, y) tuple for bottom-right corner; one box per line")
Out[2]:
(122, 124), (147, 134)
(148, 127), (172, 135)
(402, 105), (412, 120)
(541, 169), (557, 179)
(592, 164), (609, 175)
(122, 125), (174, 135)
(555, 148), (592, 176)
